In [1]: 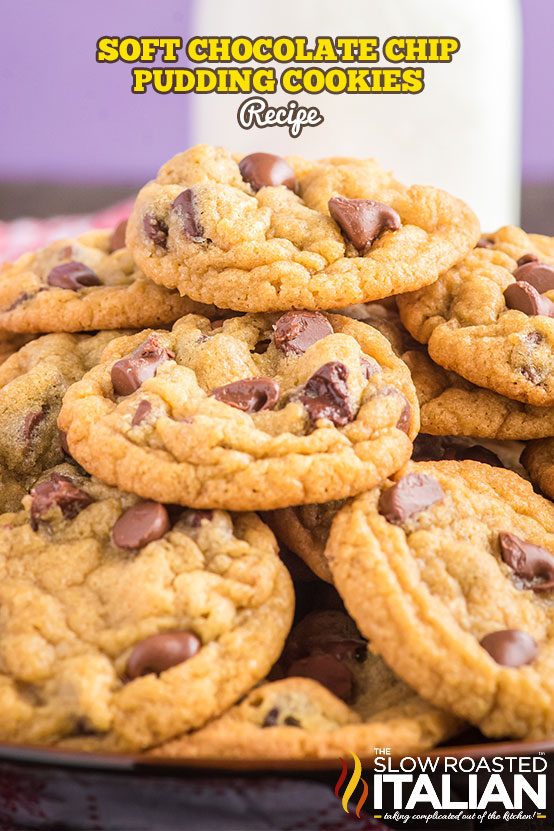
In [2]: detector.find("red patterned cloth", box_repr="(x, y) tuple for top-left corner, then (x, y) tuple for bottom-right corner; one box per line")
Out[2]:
(0, 200), (134, 264)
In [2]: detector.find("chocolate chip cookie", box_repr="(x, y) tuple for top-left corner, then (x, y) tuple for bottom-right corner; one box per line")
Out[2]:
(59, 311), (419, 511)
(126, 144), (479, 312)
(0, 227), (216, 333)
(521, 438), (554, 500)
(0, 330), (125, 509)
(404, 348), (554, 439)
(0, 463), (293, 750)
(398, 228), (554, 405)
(153, 610), (460, 760)
(327, 461), (554, 739)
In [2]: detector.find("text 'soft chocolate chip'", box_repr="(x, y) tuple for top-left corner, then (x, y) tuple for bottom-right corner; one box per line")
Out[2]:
(112, 501), (171, 550)
(143, 214), (168, 248)
(504, 281), (554, 317)
(273, 311), (333, 356)
(47, 261), (101, 291)
(212, 377), (280, 413)
(514, 261), (554, 293)
(499, 532), (554, 592)
(239, 153), (297, 192)
(378, 473), (445, 525)
(126, 631), (201, 680)
(171, 190), (205, 242)
(111, 336), (174, 396)
(109, 219), (128, 252)
(131, 400), (153, 427)
(286, 654), (353, 702)
(299, 361), (354, 427)
(30, 474), (93, 529)
(480, 629), (538, 667)
(328, 196), (401, 253)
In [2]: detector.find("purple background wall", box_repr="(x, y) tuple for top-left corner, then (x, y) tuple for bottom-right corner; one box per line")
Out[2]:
(0, 0), (551, 184)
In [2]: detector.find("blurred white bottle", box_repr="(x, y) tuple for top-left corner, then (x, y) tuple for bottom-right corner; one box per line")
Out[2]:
(190, 0), (521, 230)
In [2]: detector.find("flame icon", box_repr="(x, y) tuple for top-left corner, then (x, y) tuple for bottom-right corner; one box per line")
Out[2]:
(334, 751), (369, 818)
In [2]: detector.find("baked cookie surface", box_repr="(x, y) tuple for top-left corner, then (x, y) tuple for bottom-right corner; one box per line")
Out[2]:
(153, 610), (460, 760)
(521, 438), (554, 500)
(398, 227), (554, 406)
(0, 463), (293, 750)
(58, 312), (419, 511)
(326, 460), (554, 739)
(0, 227), (215, 333)
(127, 145), (479, 312)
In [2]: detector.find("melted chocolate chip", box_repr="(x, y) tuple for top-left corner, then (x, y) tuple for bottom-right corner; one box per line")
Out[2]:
(111, 337), (174, 397)
(476, 237), (495, 249)
(378, 473), (445, 525)
(262, 707), (280, 728)
(504, 281), (554, 317)
(112, 501), (171, 550)
(23, 407), (47, 442)
(499, 532), (554, 592)
(286, 654), (353, 702)
(360, 356), (381, 380)
(298, 362), (354, 427)
(273, 311), (333, 356)
(328, 197), (401, 253)
(30, 474), (93, 529)
(126, 631), (201, 679)
(131, 400), (153, 427)
(212, 377), (280, 413)
(516, 253), (539, 267)
(109, 219), (128, 252)
(171, 190), (205, 242)
(47, 261), (101, 291)
(480, 629), (538, 667)
(514, 261), (554, 294)
(143, 214), (168, 248)
(239, 153), (297, 192)
(182, 509), (214, 528)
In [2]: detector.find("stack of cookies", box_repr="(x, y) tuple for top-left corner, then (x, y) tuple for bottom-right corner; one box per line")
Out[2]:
(0, 144), (553, 759)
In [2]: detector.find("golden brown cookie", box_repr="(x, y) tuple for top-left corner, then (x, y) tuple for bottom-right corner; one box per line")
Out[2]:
(153, 610), (460, 760)
(0, 463), (293, 750)
(404, 348), (554, 439)
(58, 312), (419, 511)
(0, 228), (216, 333)
(127, 144), (479, 312)
(327, 461), (554, 739)
(398, 228), (554, 406)
(521, 438), (554, 500)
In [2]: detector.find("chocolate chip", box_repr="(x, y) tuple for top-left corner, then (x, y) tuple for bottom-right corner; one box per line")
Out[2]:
(210, 319), (225, 330)
(396, 397), (411, 433)
(239, 153), (297, 192)
(480, 629), (538, 667)
(112, 501), (171, 549)
(131, 400), (152, 427)
(517, 253), (539, 266)
(499, 532), (554, 592)
(23, 408), (47, 442)
(143, 214), (168, 248)
(298, 362), (354, 427)
(262, 707), (280, 728)
(171, 190), (205, 242)
(378, 473), (445, 525)
(182, 509), (214, 528)
(47, 261), (101, 291)
(212, 377), (280, 413)
(58, 429), (70, 455)
(126, 631), (201, 679)
(253, 338), (271, 354)
(328, 196), (401, 253)
(273, 311), (333, 356)
(30, 474), (93, 529)
(111, 336), (174, 397)
(284, 715), (301, 726)
(504, 281), (554, 317)
(109, 219), (127, 252)
(476, 237), (495, 249)
(360, 356), (381, 379)
(514, 261), (554, 294)
(286, 654), (353, 702)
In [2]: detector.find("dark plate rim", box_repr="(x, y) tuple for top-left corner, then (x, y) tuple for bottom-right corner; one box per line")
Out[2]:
(0, 737), (552, 774)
